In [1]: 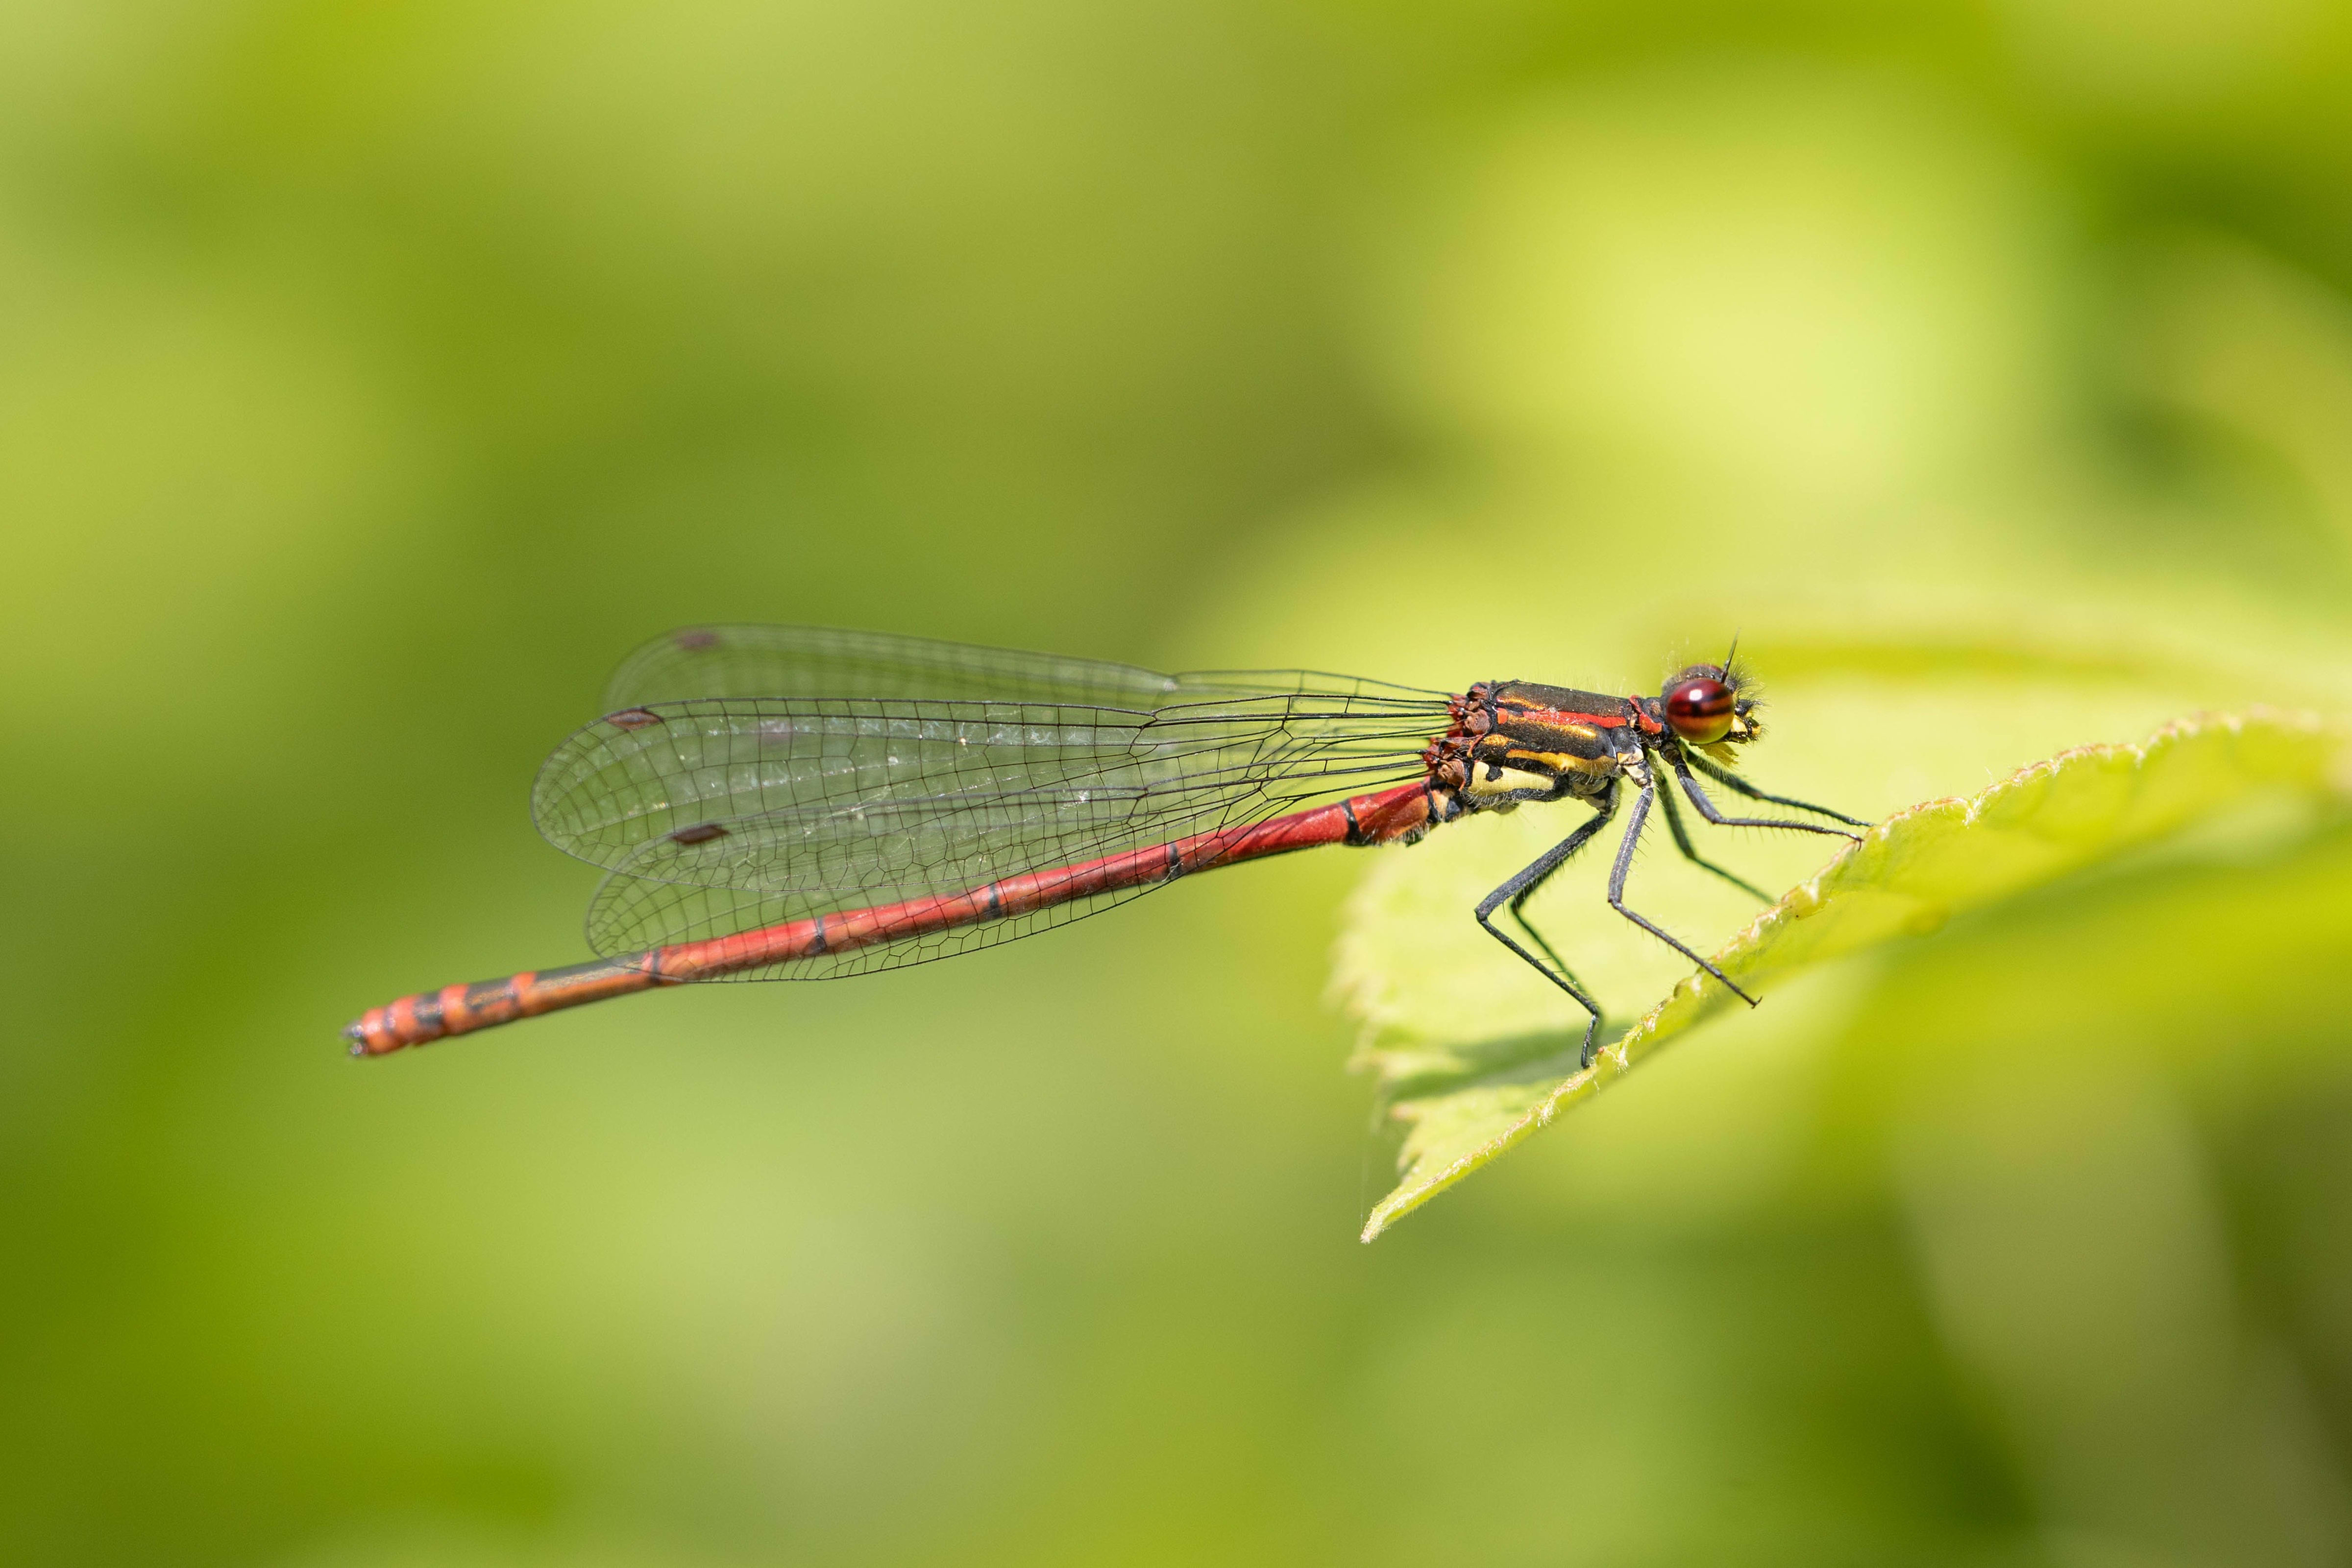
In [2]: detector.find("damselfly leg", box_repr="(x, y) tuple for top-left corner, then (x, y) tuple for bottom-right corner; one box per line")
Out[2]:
(1680, 747), (1869, 831)
(1653, 772), (1773, 902)
(1475, 786), (1617, 1066)
(1607, 783), (1757, 1008)
(1668, 750), (1864, 842)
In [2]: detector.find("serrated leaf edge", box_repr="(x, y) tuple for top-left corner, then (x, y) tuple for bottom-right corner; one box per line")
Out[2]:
(1356, 708), (2342, 1240)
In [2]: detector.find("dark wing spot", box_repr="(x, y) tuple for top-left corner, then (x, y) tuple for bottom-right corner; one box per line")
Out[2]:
(608, 708), (664, 731)
(675, 629), (721, 650)
(669, 822), (730, 845)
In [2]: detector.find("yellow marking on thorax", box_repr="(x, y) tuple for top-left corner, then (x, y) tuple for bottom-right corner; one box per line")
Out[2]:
(1462, 751), (1618, 798)
(1506, 749), (1616, 776)
(1463, 766), (1555, 799)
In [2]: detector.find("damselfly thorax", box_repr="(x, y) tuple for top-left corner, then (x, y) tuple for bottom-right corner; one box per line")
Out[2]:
(348, 627), (1863, 1066)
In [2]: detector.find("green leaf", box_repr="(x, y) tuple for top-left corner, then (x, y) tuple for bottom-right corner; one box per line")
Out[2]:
(1341, 710), (2348, 1241)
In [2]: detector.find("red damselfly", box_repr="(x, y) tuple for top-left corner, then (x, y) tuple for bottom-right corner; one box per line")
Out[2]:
(348, 626), (1866, 1066)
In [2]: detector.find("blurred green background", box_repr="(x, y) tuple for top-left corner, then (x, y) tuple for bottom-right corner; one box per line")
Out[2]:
(8, 1), (2352, 1563)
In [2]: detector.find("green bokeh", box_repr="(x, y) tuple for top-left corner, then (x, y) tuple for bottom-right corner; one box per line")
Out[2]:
(6, 2), (2352, 1563)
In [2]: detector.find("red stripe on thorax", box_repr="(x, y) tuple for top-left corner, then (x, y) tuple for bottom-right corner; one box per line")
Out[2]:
(1508, 706), (1628, 729)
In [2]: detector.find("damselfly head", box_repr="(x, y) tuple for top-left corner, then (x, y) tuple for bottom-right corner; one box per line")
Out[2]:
(1662, 664), (1739, 745)
(1658, 659), (1764, 756)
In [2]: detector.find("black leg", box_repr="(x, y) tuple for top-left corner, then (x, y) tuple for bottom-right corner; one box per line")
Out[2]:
(1670, 748), (1862, 840)
(1654, 770), (1772, 901)
(1475, 786), (1616, 1067)
(1506, 892), (1585, 995)
(1685, 748), (1869, 829)
(1608, 782), (1758, 1007)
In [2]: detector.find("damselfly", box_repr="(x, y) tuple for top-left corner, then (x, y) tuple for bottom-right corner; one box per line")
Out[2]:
(348, 627), (1866, 1065)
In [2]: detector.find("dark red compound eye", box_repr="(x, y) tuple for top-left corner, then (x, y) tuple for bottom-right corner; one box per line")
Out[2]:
(1665, 677), (1736, 744)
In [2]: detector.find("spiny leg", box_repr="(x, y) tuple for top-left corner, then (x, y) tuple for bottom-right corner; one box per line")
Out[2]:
(1670, 748), (1863, 840)
(1505, 875), (1601, 1037)
(1654, 768), (1772, 901)
(1507, 889), (1587, 993)
(1685, 748), (1869, 829)
(1607, 782), (1758, 1007)
(1475, 786), (1617, 1067)
(1505, 809), (1601, 984)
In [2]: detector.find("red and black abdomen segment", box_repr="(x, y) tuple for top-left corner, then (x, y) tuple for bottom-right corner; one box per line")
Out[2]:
(346, 779), (1440, 1057)
(344, 958), (672, 1056)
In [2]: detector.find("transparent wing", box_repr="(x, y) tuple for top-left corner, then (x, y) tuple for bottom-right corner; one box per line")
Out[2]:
(603, 624), (1188, 710)
(600, 623), (1441, 710)
(535, 688), (1448, 979)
